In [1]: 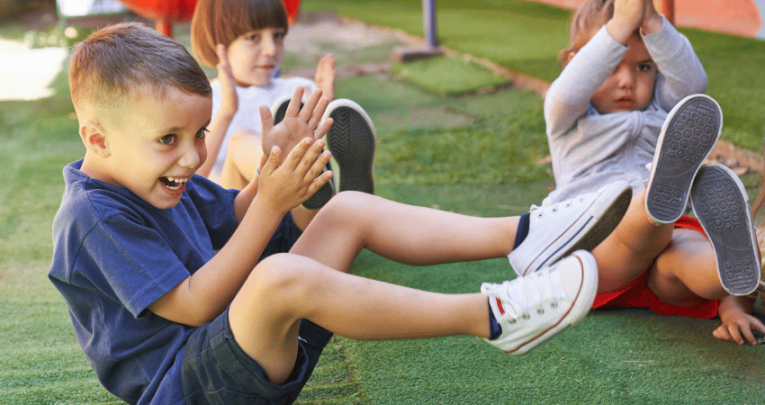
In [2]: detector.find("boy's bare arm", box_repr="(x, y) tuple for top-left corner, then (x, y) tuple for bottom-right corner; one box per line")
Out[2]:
(149, 139), (332, 326)
(198, 44), (238, 177)
(149, 92), (334, 327)
(713, 295), (765, 345)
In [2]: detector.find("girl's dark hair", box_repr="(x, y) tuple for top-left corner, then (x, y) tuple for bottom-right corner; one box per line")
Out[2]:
(191, 0), (288, 68)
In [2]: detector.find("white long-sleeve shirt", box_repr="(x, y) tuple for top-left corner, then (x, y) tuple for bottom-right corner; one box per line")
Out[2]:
(543, 16), (707, 204)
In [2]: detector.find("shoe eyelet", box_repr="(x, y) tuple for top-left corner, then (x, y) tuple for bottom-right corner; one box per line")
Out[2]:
(522, 314), (530, 320)
(551, 208), (557, 213)
(565, 203), (571, 208)
(508, 318), (517, 324)
(550, 301), (558, 309)
(536, 308), (545, 315)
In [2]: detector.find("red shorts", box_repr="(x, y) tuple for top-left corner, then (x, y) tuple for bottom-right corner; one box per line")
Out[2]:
(591, 216), (719, 319)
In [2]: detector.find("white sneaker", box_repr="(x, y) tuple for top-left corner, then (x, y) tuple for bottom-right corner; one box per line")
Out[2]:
(691, 163), (760, 296)
(482, 250), (598, 355)
(321, 99), (376, 194)
(508, 181), (631, 277)
(645, 94), (722, 224)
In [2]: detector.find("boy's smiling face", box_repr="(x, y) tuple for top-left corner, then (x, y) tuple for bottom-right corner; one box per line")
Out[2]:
(590, 33), (657, 114)
(226, 27), (286, 87)
(84, 87), (212, 209)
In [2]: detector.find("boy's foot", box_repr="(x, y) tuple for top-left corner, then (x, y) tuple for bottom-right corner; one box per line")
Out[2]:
(690, 163), (760, 296)
(321, 99), (376, 194)
(508, 181), (632, 277)
(482, 250), (598, 355)
(271, 96), (335, 210)
(645, 94), (722, 224)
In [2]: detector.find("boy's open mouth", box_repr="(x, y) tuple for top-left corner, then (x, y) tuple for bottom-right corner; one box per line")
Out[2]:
(160, 176), (188, 191)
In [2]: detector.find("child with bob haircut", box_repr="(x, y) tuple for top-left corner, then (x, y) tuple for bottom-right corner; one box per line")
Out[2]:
(190, 0), (375, 218)
(50, 22), (634, 405)
(542, 0), (764, 345)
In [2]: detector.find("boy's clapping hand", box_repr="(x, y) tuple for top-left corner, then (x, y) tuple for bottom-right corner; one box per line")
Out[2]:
(260, 87), (333, 158)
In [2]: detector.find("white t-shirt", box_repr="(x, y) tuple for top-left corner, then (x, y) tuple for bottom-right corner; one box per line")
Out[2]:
(209, 77), (317, 183)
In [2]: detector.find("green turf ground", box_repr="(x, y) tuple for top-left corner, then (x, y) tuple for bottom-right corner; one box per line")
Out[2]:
(2, 5), (765, 404)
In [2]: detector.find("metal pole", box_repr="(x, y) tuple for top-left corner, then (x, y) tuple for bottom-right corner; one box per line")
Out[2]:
(423, 0), (438, 48)
(660, 0), (675, 26)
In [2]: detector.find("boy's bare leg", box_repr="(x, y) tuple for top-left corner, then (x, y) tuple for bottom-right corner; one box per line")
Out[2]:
(222, 128), (319, 230)
(228, 253), (489, 385)
(290, 192), (519, 272)
(592, 189), (675, 292)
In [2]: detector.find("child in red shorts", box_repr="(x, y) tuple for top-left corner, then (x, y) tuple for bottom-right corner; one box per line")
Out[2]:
(534, 0), (765, 345)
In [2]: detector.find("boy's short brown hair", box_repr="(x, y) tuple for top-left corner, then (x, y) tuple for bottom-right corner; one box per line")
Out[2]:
(191, 0), (288, 68)
(558, 0), (616, 67)
(69, 22), (212, 118)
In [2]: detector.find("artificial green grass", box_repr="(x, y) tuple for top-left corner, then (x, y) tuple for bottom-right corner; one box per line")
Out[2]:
(302, 0), (765, 154)
(3, 9), (765, 405)
(390, 55), (511, 96)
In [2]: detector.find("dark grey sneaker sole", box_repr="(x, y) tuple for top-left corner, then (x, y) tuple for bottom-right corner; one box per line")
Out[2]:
(324, 100), (376, 194)
(691, 163), (759, 296)
(645, 94), (722, 224)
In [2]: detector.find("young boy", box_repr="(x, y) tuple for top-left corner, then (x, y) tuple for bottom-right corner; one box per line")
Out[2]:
(49, 23), (632, 405)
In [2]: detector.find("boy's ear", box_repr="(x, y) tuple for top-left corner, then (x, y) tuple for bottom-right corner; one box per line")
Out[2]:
(80, 121), (111, 158)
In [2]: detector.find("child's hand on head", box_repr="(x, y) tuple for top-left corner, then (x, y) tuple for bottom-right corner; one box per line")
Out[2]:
(713, 311), (765, 345)
(608, 0), (645, 44)
(260, 87), (334, 157)
(216, 44), (238, 117)
(639, 0), (663, 35)
(256, 137), (333, 212)
(314, 54), (335, 102)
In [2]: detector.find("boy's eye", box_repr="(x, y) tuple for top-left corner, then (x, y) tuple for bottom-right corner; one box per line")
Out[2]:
(196, 128), (209, 139)
(637, 63), (654, 73)
(274, 31), (286, 40)
(246, 34), (260, 42)
(159, 134), (177, 145)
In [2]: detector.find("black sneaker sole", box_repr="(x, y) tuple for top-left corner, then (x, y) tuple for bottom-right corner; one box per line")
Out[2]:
(646, 94), (722, 224)
(324, 102), (376, 194)
(691, 164), (759, 296)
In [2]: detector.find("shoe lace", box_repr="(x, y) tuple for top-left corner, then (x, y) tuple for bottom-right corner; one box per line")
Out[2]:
(482, 268), (562, 323)
(529, 195), (587, 218)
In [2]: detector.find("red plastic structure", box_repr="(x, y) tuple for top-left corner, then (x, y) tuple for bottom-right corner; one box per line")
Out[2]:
(117, 0), (301, 37)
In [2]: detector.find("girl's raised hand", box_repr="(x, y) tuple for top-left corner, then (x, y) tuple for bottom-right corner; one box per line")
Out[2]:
(608, 0), (645, 44)
(216, 44), (238, 117)
(259, 87), (334, 157)
(314, 54), (336, 102)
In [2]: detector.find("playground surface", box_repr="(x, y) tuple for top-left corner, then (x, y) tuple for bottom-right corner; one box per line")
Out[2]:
(1, 3), (764, 404)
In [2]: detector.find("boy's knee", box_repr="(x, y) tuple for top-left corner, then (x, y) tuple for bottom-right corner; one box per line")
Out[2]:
(323, 191), (372, 215)
(244, 253), (316, 301)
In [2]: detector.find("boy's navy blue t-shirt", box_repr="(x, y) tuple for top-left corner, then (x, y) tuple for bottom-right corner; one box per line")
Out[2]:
(48, 160), (239, 405)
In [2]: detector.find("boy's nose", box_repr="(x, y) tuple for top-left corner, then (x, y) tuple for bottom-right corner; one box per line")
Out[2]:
(262, 36), (277, 57)
(178, 144), (201, 169)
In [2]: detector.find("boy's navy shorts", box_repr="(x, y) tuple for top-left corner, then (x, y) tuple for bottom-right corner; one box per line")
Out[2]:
(182, 307), (333, 405)
(260, 212), (302, 261)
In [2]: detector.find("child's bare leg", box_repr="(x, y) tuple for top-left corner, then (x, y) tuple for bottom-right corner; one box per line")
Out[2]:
(593, 188), (675, 292)
(222, 128), (319, 230)
(228, 253), (489, 384)
(648, 228), (725, 304)
(290, 192), (519, 271)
